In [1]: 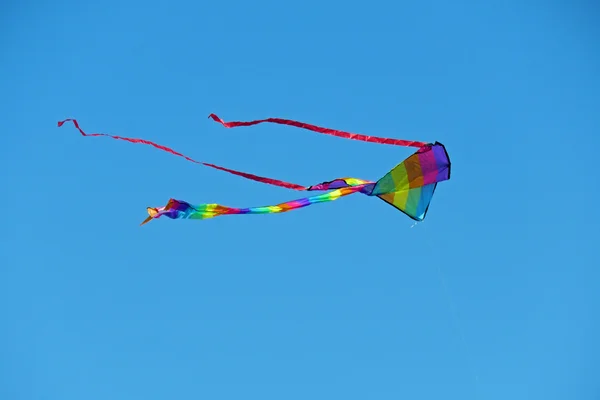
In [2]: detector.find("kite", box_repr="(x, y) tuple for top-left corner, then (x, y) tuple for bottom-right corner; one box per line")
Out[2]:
(58, 114), (451, 225)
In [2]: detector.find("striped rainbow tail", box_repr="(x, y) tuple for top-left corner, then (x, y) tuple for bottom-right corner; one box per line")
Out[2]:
(141, 185), (367, 224)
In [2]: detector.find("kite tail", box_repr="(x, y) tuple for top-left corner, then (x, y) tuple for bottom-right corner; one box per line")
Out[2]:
(57, 119), (202, 163)
(208, 113), (428, 148)
(57, 118), (308, 191)
(142, 185), (367, 224)
(200, 162), (308, 190)
(58, 118), (379, 192)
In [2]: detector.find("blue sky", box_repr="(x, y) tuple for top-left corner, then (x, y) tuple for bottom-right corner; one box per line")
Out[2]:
(1, 0), (598, 399)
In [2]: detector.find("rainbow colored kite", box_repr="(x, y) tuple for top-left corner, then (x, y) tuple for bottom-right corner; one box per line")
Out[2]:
(58, 114), (451, 225)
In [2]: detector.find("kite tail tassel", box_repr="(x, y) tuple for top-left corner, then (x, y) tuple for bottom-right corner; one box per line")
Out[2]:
(140, 207), (160, 226)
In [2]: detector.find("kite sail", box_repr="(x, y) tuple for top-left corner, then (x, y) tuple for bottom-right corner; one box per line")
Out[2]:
(58, 113), (451, 225)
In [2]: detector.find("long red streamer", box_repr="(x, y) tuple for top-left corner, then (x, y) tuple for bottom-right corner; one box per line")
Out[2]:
(208, 114), (427, 148)
(57, 118), (307, 190)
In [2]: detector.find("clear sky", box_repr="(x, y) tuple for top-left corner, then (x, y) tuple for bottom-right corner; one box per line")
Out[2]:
(1, 0), (598, 399)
